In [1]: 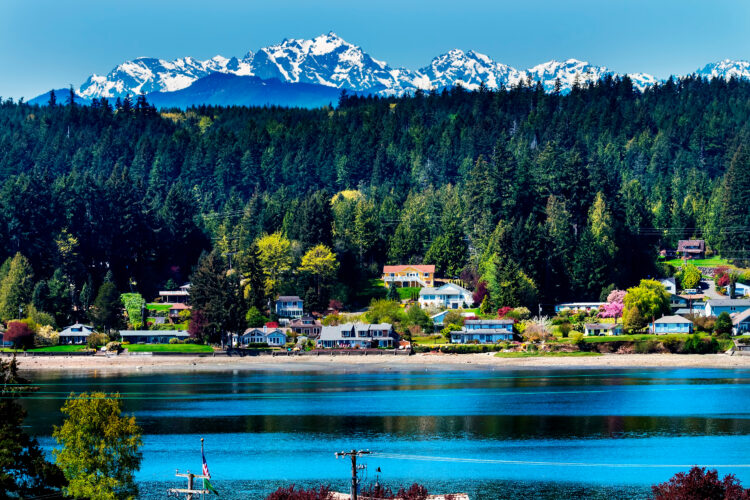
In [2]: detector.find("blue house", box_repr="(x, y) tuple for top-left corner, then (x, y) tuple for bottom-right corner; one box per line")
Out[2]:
(450, 319), (514, 344)
(0, 332), (12, 347)
(275, 296), (304, 319)
(732, 309), (750, 335)
(731, 282), (750, 298)
(705, 299), (750, 318)
(238, 327), (287, 347)
(652, 316), (694, 334)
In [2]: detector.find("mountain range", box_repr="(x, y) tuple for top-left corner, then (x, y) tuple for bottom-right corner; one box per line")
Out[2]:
(30, 32), (750, 108)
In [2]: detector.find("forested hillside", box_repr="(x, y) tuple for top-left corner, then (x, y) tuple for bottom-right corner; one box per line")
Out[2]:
(1, 75), (749, 319)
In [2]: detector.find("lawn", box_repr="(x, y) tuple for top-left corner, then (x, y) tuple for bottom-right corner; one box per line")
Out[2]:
(1, 345), (91, 352)
(412, 335), (448, 346)
(125, 344), (213, 353)
(146, 303), (173, 312)
(495, 351), (602, 358)
(355, 278), (387, 305)
(663, 257), (732, 268)
(396, 286), (421, 300)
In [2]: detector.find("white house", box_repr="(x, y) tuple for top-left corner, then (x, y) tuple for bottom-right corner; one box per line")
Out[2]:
(317, 323), (395, 349)
(418, 283), (474, 309)
(584, 323), (623, 336)
(450, 319), (514, 344)
(59, 324), (96, 344)
(731, 282), (750, 298)
(660, 277), (677, 295)
(238, 326), (287, 347)
(554, 302), (605, 313)
(705, 299), (750, 318)
(159, 283), (190, 304)
(651, 316), (694, 334)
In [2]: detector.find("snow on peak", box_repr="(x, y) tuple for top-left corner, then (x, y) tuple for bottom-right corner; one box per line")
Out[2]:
(74, 34), (748, 100)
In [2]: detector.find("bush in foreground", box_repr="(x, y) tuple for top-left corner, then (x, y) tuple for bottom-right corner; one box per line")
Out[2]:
(265, 485), (332, 500)
(652, 466), (749, 499)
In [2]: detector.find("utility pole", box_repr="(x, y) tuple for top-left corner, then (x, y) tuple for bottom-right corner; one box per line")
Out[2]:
(335, 449), (370, 500)
(169, 470), (209, 500)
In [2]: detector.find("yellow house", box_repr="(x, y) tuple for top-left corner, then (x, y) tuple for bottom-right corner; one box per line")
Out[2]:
(382, 265), (435, 288)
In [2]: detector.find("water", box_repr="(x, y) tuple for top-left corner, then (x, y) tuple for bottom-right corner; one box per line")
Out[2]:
(18, 367), (750, 499)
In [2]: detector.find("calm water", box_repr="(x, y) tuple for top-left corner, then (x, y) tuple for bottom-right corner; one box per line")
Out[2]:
(18, 367), (750, 499)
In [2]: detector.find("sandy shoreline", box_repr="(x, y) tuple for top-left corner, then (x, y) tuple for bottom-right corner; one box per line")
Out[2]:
(11, 352), (750, 375)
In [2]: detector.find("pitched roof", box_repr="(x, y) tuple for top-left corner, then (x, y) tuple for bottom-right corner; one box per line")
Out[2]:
(677, 239), (705, 252)
(168, 303), (191, 310)
(654, 315), (694, 324)
(420, 283), (471, 296)
(732, 308), (750, 326)
(383, 265), (435, 274)
(708, 299), (750, 307)
(584, 323), (621, 329)
(119, 330), (189, 336)
(465, 319), (514, 325)
(277, 296), (302, 302)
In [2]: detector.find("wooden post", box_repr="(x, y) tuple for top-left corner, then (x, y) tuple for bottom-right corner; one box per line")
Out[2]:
(335, 449), (370, 500)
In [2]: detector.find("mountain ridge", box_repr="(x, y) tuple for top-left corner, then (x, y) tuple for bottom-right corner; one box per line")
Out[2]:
(38, 32), (750, 105)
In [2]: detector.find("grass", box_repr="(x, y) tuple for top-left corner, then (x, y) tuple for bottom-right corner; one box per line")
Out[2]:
(125, 344), (213, 353)
(495, 351), (602, 358)
(146, 303), (173, 312)
(396, 286), (421, 300)
(355, 278), (387, 305)
(1, 345), (91, 352)
(580, 333), (698, 343)
(663, 257), (732, 268)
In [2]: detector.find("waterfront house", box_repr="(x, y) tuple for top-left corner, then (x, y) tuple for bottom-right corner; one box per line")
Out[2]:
(238, 326), (287, 347)
(677, 239), (706, 259)
(59, 324), (96, 344)
(651, 316), (694, 334)
(275, 296), (304, 319)
(418, 283), (474, 309)
(119, 330), (189, 343)
(158, 283), (190, 304)
(705, 299), (750, 318)
(584, 323), (623, 336)
(288, 316), (322, 338)
(381, 265), (435, 288)
(450, 319), (514, 344)
(317, 323), (396, 348)
(732, 309), (750, 335)
(554, 302), (605, 314)
(660, 277), (677, 295)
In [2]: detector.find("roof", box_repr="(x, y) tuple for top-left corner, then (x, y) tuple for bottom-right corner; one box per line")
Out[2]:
(556, 302), (605, 307)
(465, 319), (514, 325)
(661, 277), (676, 285)
(677, 239), (705, 252)
(241, 328), (286, 337)
(159, 290), (190, 296)
(59, 324), (95, 336)
(168, 303), (191, 310)
(277, 296), (302, 302)
(420, 283), (471, 296)
(119, 330), (189, 337)
(732, 308), (750, 326)
(708, 299), (750, 307)
(382, 265), (435, 274)
(654, 315), (694, 324)
(453, 328), (515, 335)
(319, 323), (394, 341)
(584, 323), (621, 329)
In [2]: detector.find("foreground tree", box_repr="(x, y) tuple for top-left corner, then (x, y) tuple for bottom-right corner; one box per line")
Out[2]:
(652, 466), (749, 500)
(0, 356), (67, 497)
(622, 279), (671, 331)
(53, 392), (143, 500)
(4, 320), (35, 349)
(266, 485), (332, 500)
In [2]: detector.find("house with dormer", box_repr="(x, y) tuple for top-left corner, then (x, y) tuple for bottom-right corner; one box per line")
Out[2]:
(418, 283), (474, 309)
(382, 265), (435, 288)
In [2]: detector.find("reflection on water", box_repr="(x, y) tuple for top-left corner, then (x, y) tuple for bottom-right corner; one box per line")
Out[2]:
(20, 368), (750, 499)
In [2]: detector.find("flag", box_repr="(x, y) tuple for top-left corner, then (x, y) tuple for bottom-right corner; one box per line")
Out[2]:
(202, 446), (219, 495)
(203, 478), (219, 496)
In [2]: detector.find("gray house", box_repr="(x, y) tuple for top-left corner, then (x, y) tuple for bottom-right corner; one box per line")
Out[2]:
(705, 299), (750, 318)
(584, 323), (623, 336)
(732, 309), (750, 336)
(317, 323), (395, 349)
(450, 319), (514, 344)
(59, 324), (96, 344)
(119, 330), (189, 343)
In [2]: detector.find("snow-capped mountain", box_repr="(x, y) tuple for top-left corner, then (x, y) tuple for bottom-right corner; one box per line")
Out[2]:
(696, 59), (750, 81)
(69, 33), (750, 104)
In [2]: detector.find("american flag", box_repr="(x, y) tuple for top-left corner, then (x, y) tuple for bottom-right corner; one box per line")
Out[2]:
(202, 449), (211, 479)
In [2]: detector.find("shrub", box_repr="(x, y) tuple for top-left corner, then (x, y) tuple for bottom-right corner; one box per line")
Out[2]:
(34, 324), (59, 347)
(634, 340), (659, 354)
(651, 466), (749, 500)
(681, 334), (719, 354)
(569, 331), (584, 344)
(168, 337), (181, 344)
(497, 306), (513, 318)
(513, 307), (531, 320)
(558, 322), (572, 338)
(714, 312), (732, 335)
(86, 332), (109, 348)
(692, 315), (715, 332)
(522, 323), (552, 343)
(105, 341), (122, 352)
(265, 485), (332, 499)
(5, 321), (35, 349)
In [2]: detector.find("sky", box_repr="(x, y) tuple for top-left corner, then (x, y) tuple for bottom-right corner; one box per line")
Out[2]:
(2, 0), (750, 99)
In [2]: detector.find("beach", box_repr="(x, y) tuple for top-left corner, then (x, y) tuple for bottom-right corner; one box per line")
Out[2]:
(11, 352), (750, 374)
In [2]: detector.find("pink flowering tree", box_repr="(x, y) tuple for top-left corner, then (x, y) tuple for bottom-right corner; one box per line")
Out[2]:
(600, 290), (626, 319)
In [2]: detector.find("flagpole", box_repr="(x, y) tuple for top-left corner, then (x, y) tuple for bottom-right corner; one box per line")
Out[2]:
(201, 438), (205, 500)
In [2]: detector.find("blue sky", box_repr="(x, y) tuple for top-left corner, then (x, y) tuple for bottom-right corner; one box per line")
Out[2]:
(2, 0), (750, 99)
